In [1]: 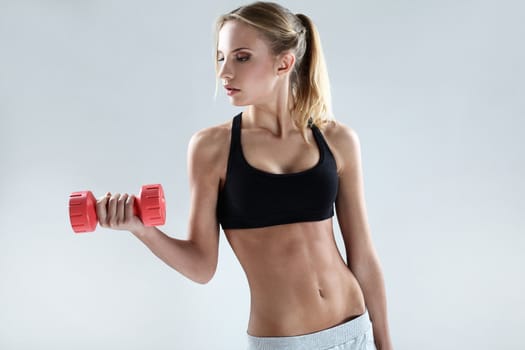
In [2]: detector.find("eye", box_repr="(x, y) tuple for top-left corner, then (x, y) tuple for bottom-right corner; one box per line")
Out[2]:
(216, 55), (250, 63)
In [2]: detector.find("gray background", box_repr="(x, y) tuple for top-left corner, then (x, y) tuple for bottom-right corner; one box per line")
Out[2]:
(1, 0), (524, 349)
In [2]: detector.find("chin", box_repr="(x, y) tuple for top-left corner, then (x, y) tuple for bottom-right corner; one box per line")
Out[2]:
(230, 98), (250, 107)
(232, 102), (250, 107)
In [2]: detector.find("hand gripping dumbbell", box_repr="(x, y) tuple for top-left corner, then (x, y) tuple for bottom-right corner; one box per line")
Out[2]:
(69, 184), (166, 233)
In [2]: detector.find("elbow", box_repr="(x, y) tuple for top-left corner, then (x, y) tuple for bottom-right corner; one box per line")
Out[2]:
(185, 240), (218, 285)
(194, 266), (216, 285)
(191, 255), (218, 285)
(195, 276), (212, 285)
(170, 263), (215, 285)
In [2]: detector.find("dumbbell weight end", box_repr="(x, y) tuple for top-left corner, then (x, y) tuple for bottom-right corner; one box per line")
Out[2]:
(69, 191), (98, 233)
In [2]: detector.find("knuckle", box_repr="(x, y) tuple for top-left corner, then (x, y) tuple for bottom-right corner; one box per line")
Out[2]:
(109, 193), (120, 203)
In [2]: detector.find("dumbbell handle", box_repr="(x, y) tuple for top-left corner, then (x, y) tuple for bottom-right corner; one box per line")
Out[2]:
(69, 184), (166, 233)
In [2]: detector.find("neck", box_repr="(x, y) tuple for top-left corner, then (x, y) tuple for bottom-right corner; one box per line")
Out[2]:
(243, 82), (298, 139)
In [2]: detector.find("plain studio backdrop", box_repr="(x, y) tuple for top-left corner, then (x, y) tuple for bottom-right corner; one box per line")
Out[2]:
(1, 0), (523, 349)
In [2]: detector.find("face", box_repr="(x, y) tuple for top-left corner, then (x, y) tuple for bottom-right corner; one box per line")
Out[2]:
(217, 20), (293, 106)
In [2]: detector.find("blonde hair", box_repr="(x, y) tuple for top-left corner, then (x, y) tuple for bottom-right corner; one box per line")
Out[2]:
(212, 1), (336, 143)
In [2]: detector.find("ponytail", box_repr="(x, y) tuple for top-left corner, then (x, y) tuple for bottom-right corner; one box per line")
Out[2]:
(292, 13), (335, 142)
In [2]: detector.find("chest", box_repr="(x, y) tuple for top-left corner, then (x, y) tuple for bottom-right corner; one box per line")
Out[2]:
(240, 129), (321, 175)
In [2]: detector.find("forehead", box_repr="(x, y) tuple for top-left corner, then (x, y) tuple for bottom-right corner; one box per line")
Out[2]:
(217, 20), (267, 54)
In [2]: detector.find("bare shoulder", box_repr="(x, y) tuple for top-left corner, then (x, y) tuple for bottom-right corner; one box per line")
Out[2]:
(321, 119), (359, 144)
(188, 119), (231, 158)
(319, 119), (361, 175)
(187, 119), (232, 185)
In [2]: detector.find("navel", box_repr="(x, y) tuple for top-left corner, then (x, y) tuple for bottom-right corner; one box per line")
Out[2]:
(318, 288), (325, 298)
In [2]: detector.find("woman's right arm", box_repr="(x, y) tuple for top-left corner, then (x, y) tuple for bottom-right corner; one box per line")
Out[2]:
(98, 127), (223, 284)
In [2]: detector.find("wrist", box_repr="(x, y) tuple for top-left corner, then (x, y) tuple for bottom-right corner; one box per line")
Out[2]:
(130, 225), (154, 240)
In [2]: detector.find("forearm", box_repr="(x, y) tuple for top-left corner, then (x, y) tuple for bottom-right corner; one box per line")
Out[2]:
(351, 255), (394, 350)
(130, 226), (210, 284)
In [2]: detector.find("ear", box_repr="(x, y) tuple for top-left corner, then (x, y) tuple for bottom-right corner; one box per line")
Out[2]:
(275, 51), (296, 77)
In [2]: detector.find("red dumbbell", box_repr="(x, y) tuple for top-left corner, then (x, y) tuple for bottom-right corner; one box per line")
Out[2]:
(68, 184), (166, 233)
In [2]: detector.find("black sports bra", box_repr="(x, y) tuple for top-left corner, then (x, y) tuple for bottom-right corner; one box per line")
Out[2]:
(216, 112), (339, 229)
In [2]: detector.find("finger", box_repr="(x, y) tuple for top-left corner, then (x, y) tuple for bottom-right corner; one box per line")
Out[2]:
(125, 194), (135, 223)
(108, 193), (120, 227)
(117, 193), (128, 224)
(96, 192), (111, 227)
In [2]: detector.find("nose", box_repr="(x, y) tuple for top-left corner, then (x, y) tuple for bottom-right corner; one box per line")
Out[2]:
(218, 58), (234, 81)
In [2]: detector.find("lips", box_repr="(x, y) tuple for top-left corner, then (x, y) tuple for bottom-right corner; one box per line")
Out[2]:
(224, 85), (240, 92)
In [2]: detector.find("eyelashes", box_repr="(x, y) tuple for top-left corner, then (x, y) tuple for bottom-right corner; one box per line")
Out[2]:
(217, 55), (250, 63)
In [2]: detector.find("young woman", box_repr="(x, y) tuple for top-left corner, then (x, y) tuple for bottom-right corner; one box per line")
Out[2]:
(95, 2), (393, 349)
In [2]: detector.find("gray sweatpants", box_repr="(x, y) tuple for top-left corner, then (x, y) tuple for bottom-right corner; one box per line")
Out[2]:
(246, 309), (377, 350)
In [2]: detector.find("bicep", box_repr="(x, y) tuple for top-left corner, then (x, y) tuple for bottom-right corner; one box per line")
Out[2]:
(334, 126), (375, 267)
(186, 131), (221, 269)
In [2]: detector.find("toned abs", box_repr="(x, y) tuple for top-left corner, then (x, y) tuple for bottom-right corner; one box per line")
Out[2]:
(224, 219), (366, 336)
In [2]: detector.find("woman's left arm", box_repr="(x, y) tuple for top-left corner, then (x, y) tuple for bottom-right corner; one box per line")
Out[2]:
(329, 123), (394, 350)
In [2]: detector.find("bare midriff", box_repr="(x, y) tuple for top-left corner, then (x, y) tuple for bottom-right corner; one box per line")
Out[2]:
(224, 217), (366, 337)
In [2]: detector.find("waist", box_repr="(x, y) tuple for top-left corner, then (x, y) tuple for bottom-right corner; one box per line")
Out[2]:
(246, 262), (366, 337)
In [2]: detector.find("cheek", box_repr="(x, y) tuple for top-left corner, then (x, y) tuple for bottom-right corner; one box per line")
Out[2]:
(245, 63), (275, 92)
(251, 62), (271, 78)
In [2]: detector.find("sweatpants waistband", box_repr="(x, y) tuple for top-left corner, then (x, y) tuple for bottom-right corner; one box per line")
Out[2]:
(247, 309), (372, 350)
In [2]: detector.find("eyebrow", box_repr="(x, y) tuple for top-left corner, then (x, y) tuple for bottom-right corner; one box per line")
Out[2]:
(217, 47), (252, 55)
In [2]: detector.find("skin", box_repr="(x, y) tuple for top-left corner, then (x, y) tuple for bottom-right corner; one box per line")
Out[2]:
(96, 19), (393, 349)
